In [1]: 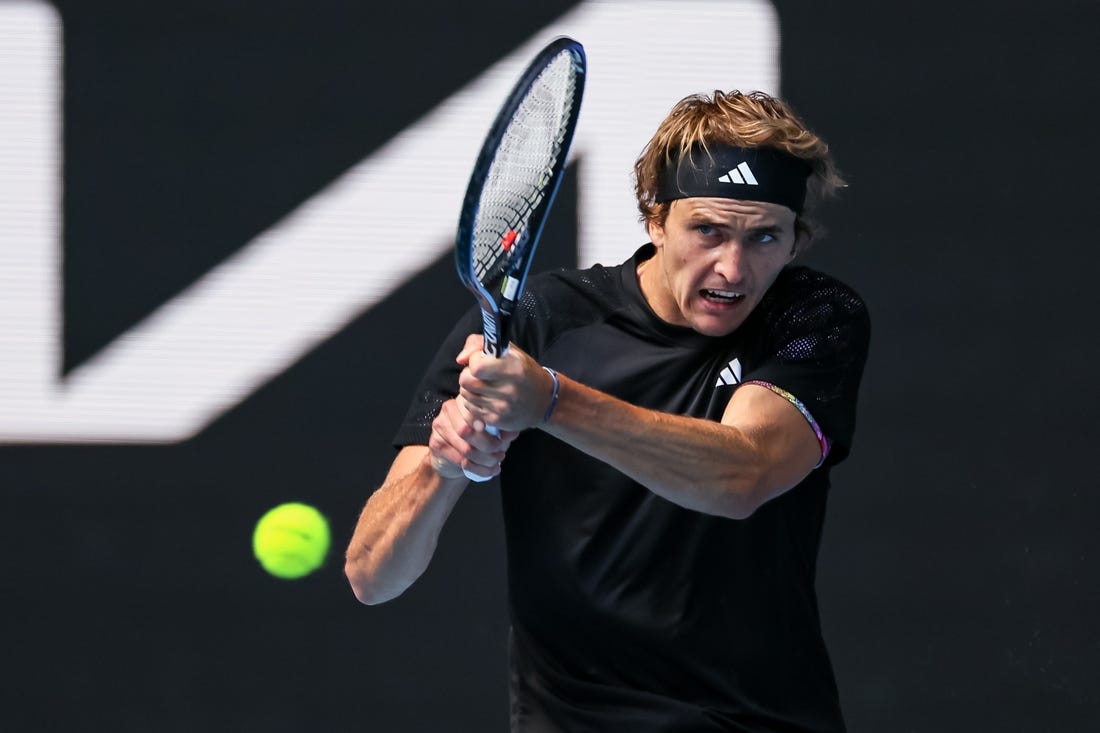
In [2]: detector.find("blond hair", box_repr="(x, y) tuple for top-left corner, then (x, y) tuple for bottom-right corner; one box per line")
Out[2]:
(634, 91), (845, 241)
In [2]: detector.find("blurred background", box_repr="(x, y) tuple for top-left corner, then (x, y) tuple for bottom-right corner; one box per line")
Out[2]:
(1, 0), (1097, 730)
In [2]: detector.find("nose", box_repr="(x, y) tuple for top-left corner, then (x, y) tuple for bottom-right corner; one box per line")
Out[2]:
(713, 242), (746, 284)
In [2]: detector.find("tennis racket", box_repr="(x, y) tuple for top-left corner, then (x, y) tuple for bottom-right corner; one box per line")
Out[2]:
(455, 36), (585, 472)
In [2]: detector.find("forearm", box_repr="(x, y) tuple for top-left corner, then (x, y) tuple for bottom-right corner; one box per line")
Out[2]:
(541, 375), (772, 519)
(458, 340), (820, 518)
(344, 449), (467, 605)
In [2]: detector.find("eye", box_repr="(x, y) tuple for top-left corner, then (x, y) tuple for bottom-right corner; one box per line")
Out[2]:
(695, 223), (716, 236)
(749, 231), (777, 245)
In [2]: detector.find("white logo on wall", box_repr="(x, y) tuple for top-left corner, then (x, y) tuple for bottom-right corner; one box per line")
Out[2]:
(0, 0), (780, 443)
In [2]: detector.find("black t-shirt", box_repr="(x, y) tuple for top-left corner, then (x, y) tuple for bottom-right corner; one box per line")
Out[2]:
(395, 244), (871, 732)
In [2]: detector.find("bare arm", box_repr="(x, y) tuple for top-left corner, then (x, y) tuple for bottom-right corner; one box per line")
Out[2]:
(344, 446), (464, 605)
(541, 375), (822, 519)
(344, 398), (516, 605)
(457, 336), (822, 520)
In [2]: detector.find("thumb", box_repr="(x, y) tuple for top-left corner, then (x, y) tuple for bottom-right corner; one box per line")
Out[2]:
(457, 333), (486, 365)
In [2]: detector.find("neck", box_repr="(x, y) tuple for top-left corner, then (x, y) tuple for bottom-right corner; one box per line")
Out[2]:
(635, 247), (681, 326)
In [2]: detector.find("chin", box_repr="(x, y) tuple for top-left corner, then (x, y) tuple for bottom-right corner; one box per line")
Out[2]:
(692, 319), (743, 338)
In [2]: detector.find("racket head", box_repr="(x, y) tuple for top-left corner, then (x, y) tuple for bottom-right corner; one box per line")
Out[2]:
(455, 37), (586, 357)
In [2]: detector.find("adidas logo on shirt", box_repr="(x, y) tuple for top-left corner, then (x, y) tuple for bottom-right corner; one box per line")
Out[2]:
(717, 162), (758, 186)
(715, 358), (742, 387)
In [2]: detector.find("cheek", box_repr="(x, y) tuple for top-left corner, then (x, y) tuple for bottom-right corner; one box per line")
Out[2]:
(674, 264), (708, 300)
(662, 261), (692, 303)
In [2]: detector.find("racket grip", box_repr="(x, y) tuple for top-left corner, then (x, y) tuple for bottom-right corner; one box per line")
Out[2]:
(479, 340), (506, 438)
(463, 466), (495, 483)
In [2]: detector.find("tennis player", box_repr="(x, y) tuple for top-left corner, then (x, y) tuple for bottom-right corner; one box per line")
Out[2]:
(346, 90), (870, 732)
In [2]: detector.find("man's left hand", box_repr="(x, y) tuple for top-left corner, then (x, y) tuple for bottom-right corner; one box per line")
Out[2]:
(456, 334), (556, 433)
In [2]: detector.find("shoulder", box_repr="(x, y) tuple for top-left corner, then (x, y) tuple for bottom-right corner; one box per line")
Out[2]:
(520, 260), (625, 315)
(769, 266), (867, 310)
(759, 266), (870, 331)
(508, 260), (630, 355)
(749, 266), (871, 363)
(528, 260), (622, 294)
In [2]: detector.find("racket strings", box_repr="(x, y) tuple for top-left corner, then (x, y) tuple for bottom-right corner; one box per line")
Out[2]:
(472, 51), (580, 283)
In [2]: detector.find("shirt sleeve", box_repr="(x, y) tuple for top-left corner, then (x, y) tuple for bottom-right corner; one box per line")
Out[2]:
(392, 305), (483, 449)
(738, 269), (871, 466)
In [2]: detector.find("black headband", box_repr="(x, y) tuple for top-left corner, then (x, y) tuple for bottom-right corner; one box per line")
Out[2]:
(654, 144), (812, 214)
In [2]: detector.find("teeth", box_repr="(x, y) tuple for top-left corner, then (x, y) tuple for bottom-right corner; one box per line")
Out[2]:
(703, 289), (743, 300)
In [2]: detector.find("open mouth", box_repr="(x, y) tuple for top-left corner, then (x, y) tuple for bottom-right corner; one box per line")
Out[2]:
(700, 288), (745, 304)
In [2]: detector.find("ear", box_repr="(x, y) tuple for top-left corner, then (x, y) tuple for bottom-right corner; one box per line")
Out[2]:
(788, 231), (809, 262)
(647, 218), (666, 248)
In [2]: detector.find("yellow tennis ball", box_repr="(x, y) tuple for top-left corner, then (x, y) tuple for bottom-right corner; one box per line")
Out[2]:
(252, 502), (331, 579)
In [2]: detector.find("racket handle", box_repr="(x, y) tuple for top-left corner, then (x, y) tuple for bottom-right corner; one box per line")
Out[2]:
(463, 331), (498, 477)
(463, 466), (495, 483)
(478, 339), (506, 438)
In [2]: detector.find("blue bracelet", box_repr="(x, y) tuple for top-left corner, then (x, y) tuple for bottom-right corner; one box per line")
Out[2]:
(541, 366), (560, 422)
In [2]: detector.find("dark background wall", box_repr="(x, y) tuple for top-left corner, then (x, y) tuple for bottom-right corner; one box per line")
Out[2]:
(2, 1), (1097, 731)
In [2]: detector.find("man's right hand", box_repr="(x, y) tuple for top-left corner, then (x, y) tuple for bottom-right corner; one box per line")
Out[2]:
(427, 397), (518, 481)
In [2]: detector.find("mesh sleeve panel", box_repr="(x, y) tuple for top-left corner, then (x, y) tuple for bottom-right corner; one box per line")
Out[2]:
(392, 306), (483, 448)
(743, 268), (871, 465)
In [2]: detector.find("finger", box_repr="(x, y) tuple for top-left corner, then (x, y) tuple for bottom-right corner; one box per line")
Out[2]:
(466, 348), (497, 378)
(468, 349), (517, 385)
(458, 413), (510, 454)
(444, 396), (513, 445)
(436, 401), (508, 465)
(457, 334), (485, 365)
(429, 425), (502, 481)
(455, 395), (482, 429)
(458, 365), (494, 398)
(462, 396), (506, 436)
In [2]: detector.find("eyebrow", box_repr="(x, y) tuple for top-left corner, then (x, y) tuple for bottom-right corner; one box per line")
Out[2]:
(683, 210), (786, 233)
(747, 224), (784, 235)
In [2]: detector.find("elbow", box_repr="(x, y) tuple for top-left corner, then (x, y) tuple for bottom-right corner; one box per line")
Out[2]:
(344, 560), (396, 606)
(716, 470), (774, 520)
(720, 492), (761, 521)
(681, 478), (760, 520)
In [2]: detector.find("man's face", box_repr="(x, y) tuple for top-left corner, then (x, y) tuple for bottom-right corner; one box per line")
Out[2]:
(640, 197), (801, 337)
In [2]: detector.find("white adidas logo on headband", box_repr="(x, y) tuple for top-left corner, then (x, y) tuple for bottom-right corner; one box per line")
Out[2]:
(717, 162), (759, 186)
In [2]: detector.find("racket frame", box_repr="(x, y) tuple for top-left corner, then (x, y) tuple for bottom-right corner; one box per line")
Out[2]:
(455, 37), (586, 359)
